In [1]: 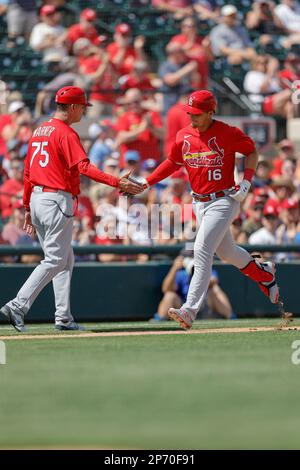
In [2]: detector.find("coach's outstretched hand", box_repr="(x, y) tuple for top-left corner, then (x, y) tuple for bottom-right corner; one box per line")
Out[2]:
(118, 172), (144, 195)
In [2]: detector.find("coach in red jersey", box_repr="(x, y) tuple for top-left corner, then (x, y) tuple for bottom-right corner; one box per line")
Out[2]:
(139, 90), (280, 329)
(0, 86), (142, 332)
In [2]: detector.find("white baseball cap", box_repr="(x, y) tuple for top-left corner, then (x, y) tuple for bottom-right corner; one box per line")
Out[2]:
(88, 123), (102, 139)
(221, 4), (238, 16)
(104, 158), (118, 167)
(8, 101), (25, 114)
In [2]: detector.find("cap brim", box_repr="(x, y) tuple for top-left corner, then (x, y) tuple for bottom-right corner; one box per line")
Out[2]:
(185, 105), (206, 115)
(86, 102), (93, 107)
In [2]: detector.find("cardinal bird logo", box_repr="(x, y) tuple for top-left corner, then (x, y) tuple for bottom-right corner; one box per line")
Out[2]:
(182, 136), (224, 168)
(207, 137), (224, 159)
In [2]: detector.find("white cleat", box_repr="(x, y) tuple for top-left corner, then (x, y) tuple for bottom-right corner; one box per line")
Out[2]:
(258, 261), (279, 304)
(168, 308), (193, 330)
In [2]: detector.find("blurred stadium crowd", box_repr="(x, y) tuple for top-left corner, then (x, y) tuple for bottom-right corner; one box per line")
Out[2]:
(1, 0), (300, 263)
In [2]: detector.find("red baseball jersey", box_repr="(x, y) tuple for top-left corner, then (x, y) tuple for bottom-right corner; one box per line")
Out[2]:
(24, 118), (87, 198)
(169, 120), (256, 194)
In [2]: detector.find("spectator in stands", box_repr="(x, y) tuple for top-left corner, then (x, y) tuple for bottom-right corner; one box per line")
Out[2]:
(152, 255), (234, 321)
(151, 0), (193, 19)
(281, 157), (300, 190)
(269, 177), (296, 211)
(279, 53), (300, 88)
(5, 0), (38, 45)
(164, 90), (191, 156)
(274, 0), (300, 49)
(79, 35), (118, 116)
(246, 0), (285, 45)
(66, 8), (98, 49)
(276, 198), (299, 245)
(115, 88), (164, 166)
(242, 196), (265, 237)
(231, 215), (248, 244)
(210, 4), (256, 64)
(122, 150), (144, 179)
(192, 0), (220, 22)
(88, 121), (117, 170)
(88, 157), (120, 206)
(34, 56), (84, 117)
(0, 158), (23, 221)
(1, 101), (32, 156)
(252, 157), (273, 188)
(29, 4), (67, 62)
(160, 169), (189, 205)
(72, 37), (94, 69)
(75, 178), (95, 231)
(169, 16), (212, 89)
(72, 217), (95, 246)
(243, 55), (294, 118)
(159, 41), (199, 115)
(107, 23), (148, 76)
(1, 201), (27, 244)
(271, 139), (296, 177)
(120, 61), (155, 93)
(249, 202), (279, 245)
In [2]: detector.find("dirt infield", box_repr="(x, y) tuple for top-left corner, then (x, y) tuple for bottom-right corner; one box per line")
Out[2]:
(1, 325), (299, 340)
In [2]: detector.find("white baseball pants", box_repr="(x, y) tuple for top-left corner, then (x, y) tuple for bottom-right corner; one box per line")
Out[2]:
(182, 196), (252, 320)
(7, 188), (75, 323)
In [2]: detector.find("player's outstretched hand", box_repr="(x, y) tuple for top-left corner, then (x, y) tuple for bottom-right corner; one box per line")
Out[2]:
(228, 180), (251, 203)
(23, 210), (35, 236)
(118, 172), (145, 196)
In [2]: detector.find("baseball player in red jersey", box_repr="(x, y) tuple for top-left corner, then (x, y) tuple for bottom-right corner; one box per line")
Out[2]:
(0, 86), (142, 332)
(140, 90), (280, 330)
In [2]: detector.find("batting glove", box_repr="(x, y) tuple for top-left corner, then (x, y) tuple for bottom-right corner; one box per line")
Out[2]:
(229, 180), (251, 203)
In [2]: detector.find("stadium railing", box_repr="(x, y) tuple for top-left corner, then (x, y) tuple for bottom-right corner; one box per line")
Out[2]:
(0, 244), (300, 257)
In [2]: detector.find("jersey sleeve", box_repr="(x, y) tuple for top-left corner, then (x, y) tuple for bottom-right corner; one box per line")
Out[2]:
(231, 126), (256, 155)
(168, 141), (184, 166)
(60, 132), (88, 168)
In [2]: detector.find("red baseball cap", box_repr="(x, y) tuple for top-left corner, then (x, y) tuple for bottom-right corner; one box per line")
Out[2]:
(55, 86), (92, 106)
(263, 202), (279, 217)
(94, 35), (108, 47)
(115, 23), (131, 35)
(185, 90), (217, 115)
(40, 5), (56, 16)
(81, 8), (97, 21)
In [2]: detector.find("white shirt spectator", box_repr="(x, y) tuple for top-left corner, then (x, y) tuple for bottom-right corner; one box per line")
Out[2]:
(244, 71), (280, 103)
(30, 22), (67, 62)
(249, 227), (277, 244)
(275, 1), (300, 33)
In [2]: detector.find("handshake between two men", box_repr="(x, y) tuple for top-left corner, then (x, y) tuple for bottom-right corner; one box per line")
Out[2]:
(118, 172), (148, 197)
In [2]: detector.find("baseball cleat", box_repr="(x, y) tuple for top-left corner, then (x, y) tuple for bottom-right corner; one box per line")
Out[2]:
(258, 262), (279, 304)
(168, 308), (193, 330)
(0, 305), (26, 332)
(54, 321), (85, 331)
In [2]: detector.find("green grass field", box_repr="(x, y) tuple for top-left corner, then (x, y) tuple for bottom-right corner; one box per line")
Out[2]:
(1, 319), (300, 450)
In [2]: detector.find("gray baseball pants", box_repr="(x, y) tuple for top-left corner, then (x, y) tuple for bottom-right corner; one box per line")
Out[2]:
(7, 187), (75, 324)
(182, 196), (252, 320)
